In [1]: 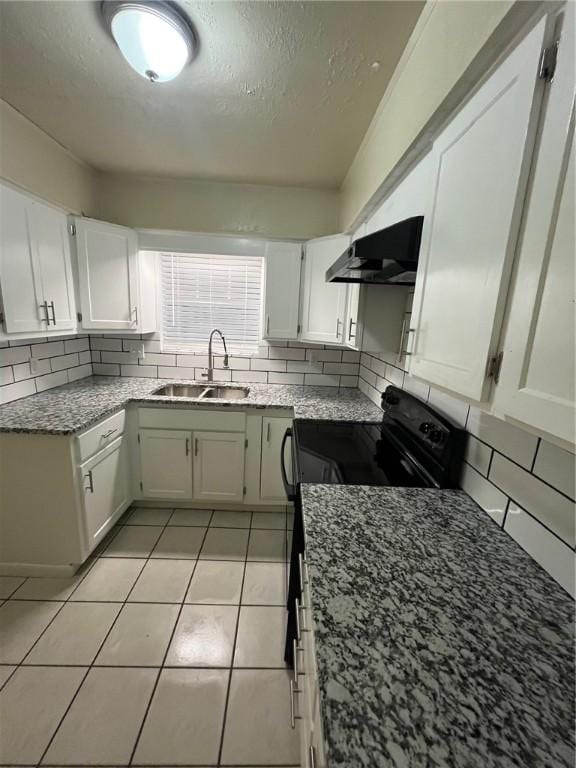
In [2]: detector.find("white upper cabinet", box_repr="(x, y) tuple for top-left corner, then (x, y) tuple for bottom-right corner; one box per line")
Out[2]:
(0, 184), (76, 336)
(73, 216), (156, 333)
(409, 18), (548, 402)
(494, 4), (575, 445)
(300, 234), (350, 344)
(263, 241), (302, 339)
(31, 203), (76, 330)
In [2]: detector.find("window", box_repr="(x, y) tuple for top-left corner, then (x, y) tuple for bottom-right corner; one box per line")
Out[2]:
(160, 251), (264, 354)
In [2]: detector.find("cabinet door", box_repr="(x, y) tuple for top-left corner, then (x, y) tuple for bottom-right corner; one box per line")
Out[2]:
(260, 417), (293, 501)
(409, 19), (547, 401)
(300, 235), (349, 344)
(193, 431), (245, 503)
(140, 429), (192, 499)
(31, 203), (76, 330)
(80, 437), (130, 550)
(0, 185), (45, 334)
(263, 241), (302, 339)
(75, 217), (140, 330)
(494, 5), (575, 445)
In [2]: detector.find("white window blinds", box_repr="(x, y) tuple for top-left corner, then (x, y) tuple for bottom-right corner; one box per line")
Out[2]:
(160, 252), (264, 354)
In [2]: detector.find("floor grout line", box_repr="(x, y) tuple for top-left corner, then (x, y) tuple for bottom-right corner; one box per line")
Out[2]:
(2, 506), (292, 768)
(127, 510), (213, 766)
(34, 505), (178, 768)
(216, 511), (252, 767)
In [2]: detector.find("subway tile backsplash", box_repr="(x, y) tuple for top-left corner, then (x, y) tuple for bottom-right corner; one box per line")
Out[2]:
(89, 335), (360, 390)
(0, 335), (93, 405)
(358, 350), (576, 597)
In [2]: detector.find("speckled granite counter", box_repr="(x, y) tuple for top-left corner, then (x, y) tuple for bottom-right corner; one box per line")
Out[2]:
(0, 376), (383, 434)
(301, 484), (574, 768)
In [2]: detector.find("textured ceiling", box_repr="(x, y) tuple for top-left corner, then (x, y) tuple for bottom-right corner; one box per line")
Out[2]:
(0, 1), (424, 188)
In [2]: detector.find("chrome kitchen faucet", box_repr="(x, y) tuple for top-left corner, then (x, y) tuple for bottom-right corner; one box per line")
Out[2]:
(202, 328), (229, 382)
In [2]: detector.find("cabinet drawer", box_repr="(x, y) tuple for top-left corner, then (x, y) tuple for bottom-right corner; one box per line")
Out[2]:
(138, 407), (245, 432)
(77, 410), (126, 463)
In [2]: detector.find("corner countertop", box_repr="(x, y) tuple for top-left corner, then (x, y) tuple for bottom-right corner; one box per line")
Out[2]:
(0, 376), (383, 435)
(301, 484), (574, 768)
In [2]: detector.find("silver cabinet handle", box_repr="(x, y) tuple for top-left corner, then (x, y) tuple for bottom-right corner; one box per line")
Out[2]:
(131, 306), (138, 327)
(295, 598), (301, 641)
(266, 315), (270, 335)
(39, 301), (50, 324)
(185, 438), (190, 456)
(101, 428), (117, 440)
(84, 470), (94, 493)
(289, 677), (301, 729)
(298, 553), (304, 593)
(309, 745), (317, 768)
(266, 422), (271, 443)
(293, 638), (300, 677)
(348, 317), (356, 340)
(194, 438), (199, 457)
(335, 317), (342, 338)
(398, 316), (415, 362)
(49, 301), (56, 325)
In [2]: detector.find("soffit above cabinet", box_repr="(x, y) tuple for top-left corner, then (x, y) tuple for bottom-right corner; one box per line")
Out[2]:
(0, 1), (423, 188)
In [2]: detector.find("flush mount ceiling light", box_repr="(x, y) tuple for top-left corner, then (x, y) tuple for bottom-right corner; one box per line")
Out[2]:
(102, 1), (197, 83)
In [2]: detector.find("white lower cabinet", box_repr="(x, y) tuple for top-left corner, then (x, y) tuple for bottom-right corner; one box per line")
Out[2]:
(80, 436), (130, 548)
(139, 429), (193, 500)
(193, 431), (245, 503)
(296, 565), (327, 768)
(0, 409), (130, 575)
(260, 417), (293, 501)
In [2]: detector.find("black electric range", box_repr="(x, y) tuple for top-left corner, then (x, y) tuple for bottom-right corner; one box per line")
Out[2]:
(282, 385), (466, 666)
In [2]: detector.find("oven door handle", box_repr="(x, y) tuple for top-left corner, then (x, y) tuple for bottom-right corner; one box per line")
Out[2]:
(281, 428), (296, 501)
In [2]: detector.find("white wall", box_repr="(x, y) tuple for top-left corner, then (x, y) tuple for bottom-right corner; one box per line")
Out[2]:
(340, 0), (547, 229)
(0, 99), (339, 240)
(94, 172), (340, 240)
(0, 100), (96, 215)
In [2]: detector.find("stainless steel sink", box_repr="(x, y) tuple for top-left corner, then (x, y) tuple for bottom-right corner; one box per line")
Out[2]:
(201, 386), (249, 400)
(153, 384), (249, 400)
(153, 384), (211, 398)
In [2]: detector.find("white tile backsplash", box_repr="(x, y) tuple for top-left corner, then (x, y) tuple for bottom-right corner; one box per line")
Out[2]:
(358, 351), (576, 594)
(505, 504), (575, 597)
(467, 407), (539, 469)
(460, 463), (508, 526)
(464, 434), (492, 476)
(427, 388), (469, 428)
(533, 441), (575, 500)
(489, 454), (575, 548)
(0, 336), (93, 404)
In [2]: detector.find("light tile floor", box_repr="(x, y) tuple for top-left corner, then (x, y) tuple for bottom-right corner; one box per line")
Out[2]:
(0, 506), (300, 767)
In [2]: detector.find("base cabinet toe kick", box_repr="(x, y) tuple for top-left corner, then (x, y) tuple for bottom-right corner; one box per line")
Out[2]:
(0, 404), (293, 576)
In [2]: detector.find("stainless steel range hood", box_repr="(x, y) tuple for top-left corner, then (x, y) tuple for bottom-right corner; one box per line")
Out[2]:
(326, 216), (424, 285)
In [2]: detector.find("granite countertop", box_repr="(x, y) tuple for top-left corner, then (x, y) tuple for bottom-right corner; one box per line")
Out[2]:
(0, 375), (383, 434)
(301, 484), (574, 768)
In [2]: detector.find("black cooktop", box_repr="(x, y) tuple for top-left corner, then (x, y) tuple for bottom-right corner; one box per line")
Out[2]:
(292, 387), (466, 490)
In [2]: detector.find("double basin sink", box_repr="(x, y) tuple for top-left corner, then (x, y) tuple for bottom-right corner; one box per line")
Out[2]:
(153, 383), (249, 400)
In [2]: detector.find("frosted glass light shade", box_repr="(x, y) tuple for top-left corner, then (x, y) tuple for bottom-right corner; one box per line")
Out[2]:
(105, 2), (195, 83)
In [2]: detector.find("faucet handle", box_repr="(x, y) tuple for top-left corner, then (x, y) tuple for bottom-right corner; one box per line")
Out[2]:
(200, 370), (209, 378)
